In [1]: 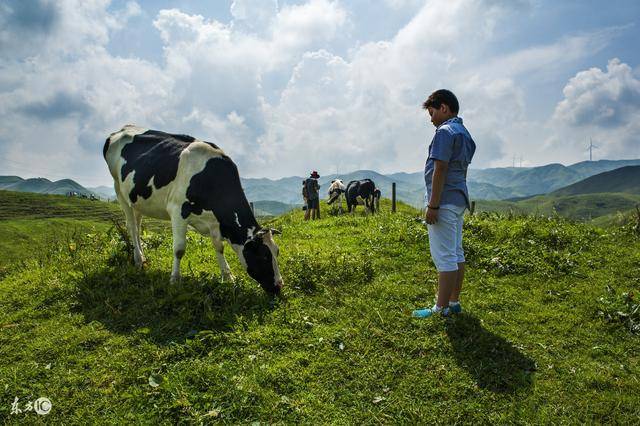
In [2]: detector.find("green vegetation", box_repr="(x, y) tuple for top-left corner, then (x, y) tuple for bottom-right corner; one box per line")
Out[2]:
(477, 192), (640, 222)
(551, 165), (640, 196)
(0, 190), (122, 221)
(0, 197), (639, 423)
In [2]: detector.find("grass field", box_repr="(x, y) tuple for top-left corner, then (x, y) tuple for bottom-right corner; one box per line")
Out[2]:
(0, 196), (639, 423)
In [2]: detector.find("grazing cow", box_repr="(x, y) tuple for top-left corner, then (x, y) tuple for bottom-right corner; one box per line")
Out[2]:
(327, 179), (346, 213)
(103, 125), (283, 294)
(345, 179), (377, 213)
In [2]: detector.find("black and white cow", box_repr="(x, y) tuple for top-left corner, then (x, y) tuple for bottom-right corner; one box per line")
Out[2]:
(345, 179), (378, 213)
(326, 179), (346, 213)
(103, 125), (283, 294)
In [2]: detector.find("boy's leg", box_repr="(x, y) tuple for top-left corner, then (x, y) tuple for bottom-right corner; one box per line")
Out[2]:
(450, 262), (464, 303)
(428, 206), (459, 309)
(437, 270), (458, 308)
(450, 207), (466, 303)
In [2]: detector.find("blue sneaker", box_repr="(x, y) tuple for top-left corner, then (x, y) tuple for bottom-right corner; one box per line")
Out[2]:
(449, 303), (462, 314)
(412, 307), (449, 318)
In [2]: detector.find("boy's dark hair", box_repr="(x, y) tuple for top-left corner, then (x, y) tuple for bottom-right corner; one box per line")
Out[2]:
(422, 89), (459, 114)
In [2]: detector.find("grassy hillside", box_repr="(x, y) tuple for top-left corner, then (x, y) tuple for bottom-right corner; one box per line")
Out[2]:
(0, 190), (122, 221)
(477, 192), (640, 221)
(0, 199), (638, 423)
(552, 166), (640, 196)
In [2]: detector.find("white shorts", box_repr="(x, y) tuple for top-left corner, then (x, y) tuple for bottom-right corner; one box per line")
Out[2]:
(427, 204), (466, 272)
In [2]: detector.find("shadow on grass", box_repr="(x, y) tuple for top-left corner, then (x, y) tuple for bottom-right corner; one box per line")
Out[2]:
(445, 314), (536, 393)
(73, 265), (277, 346)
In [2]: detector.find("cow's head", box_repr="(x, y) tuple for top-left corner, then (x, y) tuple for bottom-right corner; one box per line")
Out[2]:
(242, 228), (283, 295)
(328, 179), (345, 194)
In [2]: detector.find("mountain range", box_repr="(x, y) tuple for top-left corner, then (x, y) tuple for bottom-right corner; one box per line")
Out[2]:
(0, 176), (96, 197)
(2, 159), (639, 216)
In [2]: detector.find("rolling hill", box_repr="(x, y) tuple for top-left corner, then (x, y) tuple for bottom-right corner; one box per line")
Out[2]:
(551, 165), (640, 196)
(0, 176), (96, 197)
(3, 159), (639, 209)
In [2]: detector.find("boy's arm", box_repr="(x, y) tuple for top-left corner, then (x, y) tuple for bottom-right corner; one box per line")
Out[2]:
(425, 160), (448, 223)
(429, 160), (449, 208)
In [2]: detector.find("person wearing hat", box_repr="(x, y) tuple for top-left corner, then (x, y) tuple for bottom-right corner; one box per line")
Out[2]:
(303, 171), (321, 220)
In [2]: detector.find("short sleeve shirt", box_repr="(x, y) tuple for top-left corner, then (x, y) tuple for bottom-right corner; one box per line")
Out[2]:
(424, 117), (476, 208)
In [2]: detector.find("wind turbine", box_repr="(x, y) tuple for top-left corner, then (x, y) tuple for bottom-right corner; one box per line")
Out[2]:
(587, 138), (599, 162)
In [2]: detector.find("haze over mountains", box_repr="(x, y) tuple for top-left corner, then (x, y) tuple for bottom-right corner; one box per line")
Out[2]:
(1, 159), (639, 216)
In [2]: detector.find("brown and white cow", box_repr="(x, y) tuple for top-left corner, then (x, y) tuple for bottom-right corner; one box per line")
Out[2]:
(103, 125), (283, 294)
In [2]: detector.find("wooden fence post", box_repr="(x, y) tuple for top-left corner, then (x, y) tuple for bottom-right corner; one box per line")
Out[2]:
(470, 200), (476, 215)
(392, 182), (396, 213)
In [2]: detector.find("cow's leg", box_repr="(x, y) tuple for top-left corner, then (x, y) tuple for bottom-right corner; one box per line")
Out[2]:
(133, 210), (146, 265)
(116, 193), (144, 267)
(170, 216), (188, 284)
(210, 228), (234, 282)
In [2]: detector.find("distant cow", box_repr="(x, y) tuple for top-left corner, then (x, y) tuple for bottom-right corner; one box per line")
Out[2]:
(345, 179), (378, 213)
(103, 125), (283, 294)
(327, 179), (346, 213)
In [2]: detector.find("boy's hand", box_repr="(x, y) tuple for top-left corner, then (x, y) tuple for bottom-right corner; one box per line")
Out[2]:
(424, 207), (438, 224)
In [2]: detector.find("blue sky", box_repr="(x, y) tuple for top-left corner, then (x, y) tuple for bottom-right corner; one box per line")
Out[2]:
(0, 0), (639, 186)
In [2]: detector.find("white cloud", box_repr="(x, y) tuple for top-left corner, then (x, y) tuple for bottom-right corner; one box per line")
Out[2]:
(230, 0), (278, 35)
(549, 58), (640, 161)
(0, 0), (635, 186)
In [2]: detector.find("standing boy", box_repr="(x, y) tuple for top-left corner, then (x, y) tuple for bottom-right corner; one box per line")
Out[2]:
(413, 89), (476, 318)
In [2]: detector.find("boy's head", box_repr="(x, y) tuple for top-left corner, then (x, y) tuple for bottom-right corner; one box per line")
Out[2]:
(422, 89), (459, 127)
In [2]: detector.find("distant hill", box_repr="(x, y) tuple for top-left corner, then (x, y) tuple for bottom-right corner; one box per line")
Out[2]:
(467, 159), (640, 200)
(551, 166), (640, 196)
(3, 159), (639, 207)
(0, 176), (96, 197)
(568, 159), (640, 178)
(253, 200), (299, 217)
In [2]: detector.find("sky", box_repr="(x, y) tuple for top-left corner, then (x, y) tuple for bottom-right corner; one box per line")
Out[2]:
(0, 0), (639, 186)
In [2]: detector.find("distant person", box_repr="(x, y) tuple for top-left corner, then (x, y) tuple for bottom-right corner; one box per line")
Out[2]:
(413, 89), (476, 318)
(303, 171), (321, 220)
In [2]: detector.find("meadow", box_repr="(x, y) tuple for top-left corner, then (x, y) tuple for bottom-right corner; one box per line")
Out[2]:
(0, 191), (639, 423)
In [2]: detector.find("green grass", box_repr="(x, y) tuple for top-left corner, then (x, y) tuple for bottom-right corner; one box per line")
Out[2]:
(0, 198), (639, 423)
